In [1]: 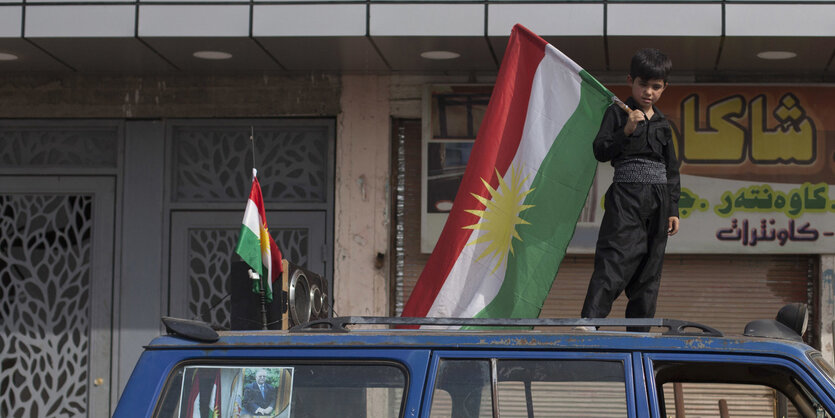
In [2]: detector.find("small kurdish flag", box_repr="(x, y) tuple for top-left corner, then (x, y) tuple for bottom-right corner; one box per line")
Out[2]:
(402, 24), (613, 325)
(235, 168), (283, 302)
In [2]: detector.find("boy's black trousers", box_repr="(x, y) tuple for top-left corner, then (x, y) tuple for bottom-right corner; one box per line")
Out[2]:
(581, 182), (670, 332)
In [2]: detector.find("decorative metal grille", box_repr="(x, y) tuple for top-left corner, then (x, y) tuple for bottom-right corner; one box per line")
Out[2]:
(0, 194), (92, 417)
(187, 227), (310, 329)
(187, 229), (238, 328)
(172, 125), (329, 203)
(0, 128), (118, 167)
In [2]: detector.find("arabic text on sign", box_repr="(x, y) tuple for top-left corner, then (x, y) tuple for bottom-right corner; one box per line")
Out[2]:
(674, 93), (816, 165)
(715, 218), (826, 246)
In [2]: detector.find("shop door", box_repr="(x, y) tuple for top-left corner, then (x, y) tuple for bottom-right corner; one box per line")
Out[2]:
(164, 119), (334, 329)
(0, 176), (115, 417)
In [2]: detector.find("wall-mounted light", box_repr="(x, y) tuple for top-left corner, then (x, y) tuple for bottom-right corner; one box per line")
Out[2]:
(756, 51), (797, 60)
(420, 50), (460, 60)
(193, 50), (233, 60)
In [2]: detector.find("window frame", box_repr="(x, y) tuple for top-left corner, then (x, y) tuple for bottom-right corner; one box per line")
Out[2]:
(421, 350), (638, 418)
(643, 352), (835, 418)
(149, 349), (425, 418)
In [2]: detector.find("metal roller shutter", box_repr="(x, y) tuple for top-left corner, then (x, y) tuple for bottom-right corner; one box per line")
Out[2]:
(543, 254), (813, 336)
(661, 383), (788, 418)
(400, 252), (812, 334)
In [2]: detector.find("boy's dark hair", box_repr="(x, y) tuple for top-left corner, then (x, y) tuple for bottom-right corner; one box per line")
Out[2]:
(629, 48), (672, 82)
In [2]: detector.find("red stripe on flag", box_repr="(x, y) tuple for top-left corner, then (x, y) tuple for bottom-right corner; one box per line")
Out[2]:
(401, 24), (547, 320)
(251, 175), (284, 282)
(269, 235), (283, 282)
(213, 371), (222, 415)
(185, 372), (200, 416)
(250, 176), (267, 227)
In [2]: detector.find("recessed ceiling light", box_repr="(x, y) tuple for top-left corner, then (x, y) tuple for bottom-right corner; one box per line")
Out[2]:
(756, 51), (797, 60)
(420, 50), (461, 60)
(193, 50), (233, 60)
(0, 52), (19, 61)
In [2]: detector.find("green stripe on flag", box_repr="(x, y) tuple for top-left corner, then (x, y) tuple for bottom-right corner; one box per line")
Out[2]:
(235, 225), (263, 277)
(470, 78), (612, 322)
(579, 70), (614, 101)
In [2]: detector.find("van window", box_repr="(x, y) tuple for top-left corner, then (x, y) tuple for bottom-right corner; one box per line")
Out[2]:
(154, 363), (406, 418)
(653, 360), (833, 418)
(430, 358), (627, 418)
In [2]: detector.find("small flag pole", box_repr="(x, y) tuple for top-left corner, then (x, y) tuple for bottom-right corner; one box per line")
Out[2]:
(251, 126), (269, 330)
(612, 96), (630, 112)
(612, 95), (649, 121)
(250, 126), (257, 179)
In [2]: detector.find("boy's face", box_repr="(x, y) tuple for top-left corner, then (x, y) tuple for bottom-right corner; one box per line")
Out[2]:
(627, 76), (666, 111)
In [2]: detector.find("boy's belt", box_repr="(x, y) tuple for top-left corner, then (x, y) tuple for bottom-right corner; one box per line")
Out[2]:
(612, 158), (666, 184)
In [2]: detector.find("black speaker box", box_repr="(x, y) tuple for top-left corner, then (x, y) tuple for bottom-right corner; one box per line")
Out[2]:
(230, 260), (287, 330)
(230, 259), (329, 330)
(286, 260), (330, 328)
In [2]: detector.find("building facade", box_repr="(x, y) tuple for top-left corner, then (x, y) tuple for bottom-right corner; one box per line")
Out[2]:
(0, 1), (833, 415)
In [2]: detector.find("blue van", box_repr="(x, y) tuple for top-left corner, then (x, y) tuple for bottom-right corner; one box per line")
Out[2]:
(115, 305), (835, 417)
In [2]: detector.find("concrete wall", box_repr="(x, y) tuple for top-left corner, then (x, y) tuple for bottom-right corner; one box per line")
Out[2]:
(327, 73), (493, 317)
(0, 73), (341, 117)
(334, 75), (392, 316)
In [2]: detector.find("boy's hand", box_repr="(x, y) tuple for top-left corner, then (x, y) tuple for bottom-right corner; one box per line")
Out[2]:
(624, 109), (647, 136)
(667, 217), (680, 236)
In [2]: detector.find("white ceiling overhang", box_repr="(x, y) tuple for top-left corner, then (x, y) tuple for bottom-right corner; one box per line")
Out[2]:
(0, 1), (831, 78)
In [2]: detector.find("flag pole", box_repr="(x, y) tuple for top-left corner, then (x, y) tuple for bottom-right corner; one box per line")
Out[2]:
(612, 95), (630, 112)
(251, 126), (269, 330)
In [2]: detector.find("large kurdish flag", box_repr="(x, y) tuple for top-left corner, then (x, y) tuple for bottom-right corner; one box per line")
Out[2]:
(401, 24), (613, 324)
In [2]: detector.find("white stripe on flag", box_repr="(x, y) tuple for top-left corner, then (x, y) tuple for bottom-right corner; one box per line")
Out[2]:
(511, 46), (584, 184)
(261, 234), (273, 288)
(242, 200), (261, 236)
(425, 229), (500, 319)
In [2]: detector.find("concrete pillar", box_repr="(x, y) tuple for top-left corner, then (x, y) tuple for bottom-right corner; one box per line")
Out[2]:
(820, 255), (835, 363)
(334, 75), (391, 316)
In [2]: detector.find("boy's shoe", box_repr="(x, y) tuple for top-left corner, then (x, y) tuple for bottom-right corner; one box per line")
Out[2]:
(572, 326), (597, 332)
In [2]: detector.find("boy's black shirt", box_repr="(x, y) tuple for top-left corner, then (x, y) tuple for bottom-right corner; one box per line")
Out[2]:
(592, 96), (681, 217)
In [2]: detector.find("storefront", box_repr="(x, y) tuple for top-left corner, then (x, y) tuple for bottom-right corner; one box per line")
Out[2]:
(0, 1), (833, 414)
(398, 83), (834, 349)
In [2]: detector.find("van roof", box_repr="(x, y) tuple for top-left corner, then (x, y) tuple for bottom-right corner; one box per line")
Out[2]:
(148, 316), (814, 359)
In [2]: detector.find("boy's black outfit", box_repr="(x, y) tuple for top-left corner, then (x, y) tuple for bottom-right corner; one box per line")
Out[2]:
(580, 97), (680, 330)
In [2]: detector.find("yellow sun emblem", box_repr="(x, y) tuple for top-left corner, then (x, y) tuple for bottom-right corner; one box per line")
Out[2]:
(463, 165), (534, 273)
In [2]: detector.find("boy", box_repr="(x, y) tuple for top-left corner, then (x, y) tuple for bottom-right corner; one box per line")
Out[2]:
(579, 48), (680, 332)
